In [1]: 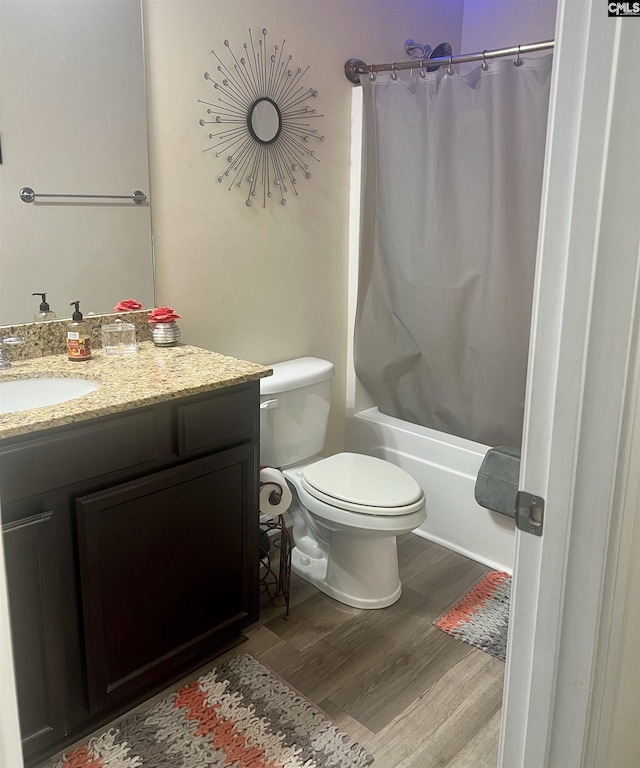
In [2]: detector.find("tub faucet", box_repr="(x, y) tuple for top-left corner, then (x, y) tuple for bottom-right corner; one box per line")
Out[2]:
(0, 336), (25, 369)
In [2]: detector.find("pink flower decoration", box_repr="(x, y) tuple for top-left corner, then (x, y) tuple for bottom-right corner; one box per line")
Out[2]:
(149, 307), (181, 324)
(114, 299), (143, 312)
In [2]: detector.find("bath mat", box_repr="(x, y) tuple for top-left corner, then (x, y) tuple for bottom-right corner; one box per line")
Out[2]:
(435, 571), (511, 661)
(49, 653), (372, 768)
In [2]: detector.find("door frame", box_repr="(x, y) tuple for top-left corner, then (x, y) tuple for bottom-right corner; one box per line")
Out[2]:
(500, 1), (640, 766)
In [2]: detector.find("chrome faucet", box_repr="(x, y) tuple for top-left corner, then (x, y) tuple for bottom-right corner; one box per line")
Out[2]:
(0, 337), (25, 369)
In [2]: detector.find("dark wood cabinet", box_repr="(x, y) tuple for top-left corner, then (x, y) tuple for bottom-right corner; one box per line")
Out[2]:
(0, 382), (259, 766)
(2, 511), (67, 754)
(76, 445), (256, 713)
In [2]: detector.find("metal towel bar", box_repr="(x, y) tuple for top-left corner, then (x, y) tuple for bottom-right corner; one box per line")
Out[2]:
(19, 187), (147, 204)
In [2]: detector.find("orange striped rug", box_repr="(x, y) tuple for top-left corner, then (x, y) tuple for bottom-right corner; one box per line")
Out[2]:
(435, 571), (511, 661)
(47, 654), (372, 768)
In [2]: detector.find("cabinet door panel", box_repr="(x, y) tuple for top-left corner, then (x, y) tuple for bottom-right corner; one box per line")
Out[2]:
(2, 512), (66, 756)
(76, 446), (258, 713)
(0, 410), (159, 504)
(177, 386), (257, 456)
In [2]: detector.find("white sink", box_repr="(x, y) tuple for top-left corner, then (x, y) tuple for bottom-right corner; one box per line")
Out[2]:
(0, 377), (100, 414)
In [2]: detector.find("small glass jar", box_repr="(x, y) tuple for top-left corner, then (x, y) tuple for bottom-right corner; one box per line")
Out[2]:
(101, 319), (138, 355)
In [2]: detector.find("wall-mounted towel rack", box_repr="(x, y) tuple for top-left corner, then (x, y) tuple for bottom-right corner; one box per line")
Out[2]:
(19, 187), (147, 204)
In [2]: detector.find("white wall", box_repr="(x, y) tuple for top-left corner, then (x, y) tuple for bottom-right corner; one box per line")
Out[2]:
(143, 0), (464, 456)
(461, 0), (557, 54)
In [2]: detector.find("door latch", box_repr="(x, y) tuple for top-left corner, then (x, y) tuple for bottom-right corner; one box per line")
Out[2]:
(515, 491), (544, 536)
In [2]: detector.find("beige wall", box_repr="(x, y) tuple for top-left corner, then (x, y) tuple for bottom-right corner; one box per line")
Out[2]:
(143, 0), (463, 455)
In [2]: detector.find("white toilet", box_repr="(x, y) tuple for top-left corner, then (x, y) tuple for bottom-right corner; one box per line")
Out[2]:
(260, 357), (426, 609)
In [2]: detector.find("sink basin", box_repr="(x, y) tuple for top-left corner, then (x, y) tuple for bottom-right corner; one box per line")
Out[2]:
(0, 377), (100, 414)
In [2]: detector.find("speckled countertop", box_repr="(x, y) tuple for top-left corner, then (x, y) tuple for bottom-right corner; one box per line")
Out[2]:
(0, 342), (271, 440)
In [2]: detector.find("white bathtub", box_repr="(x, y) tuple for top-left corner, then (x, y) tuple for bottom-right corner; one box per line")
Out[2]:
(346, 407), (515, 573)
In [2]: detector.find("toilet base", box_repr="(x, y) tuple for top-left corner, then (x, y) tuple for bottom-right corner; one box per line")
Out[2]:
(291, 534), (402, 609)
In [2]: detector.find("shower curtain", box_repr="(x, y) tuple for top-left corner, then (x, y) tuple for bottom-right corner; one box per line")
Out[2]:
(354, 55), (553, 448)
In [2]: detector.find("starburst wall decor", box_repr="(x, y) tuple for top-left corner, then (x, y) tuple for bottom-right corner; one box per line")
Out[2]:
(199, 28), (324, 208)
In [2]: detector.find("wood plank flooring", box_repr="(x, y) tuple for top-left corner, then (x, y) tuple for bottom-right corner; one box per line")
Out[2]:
(220, 533), (505, 767)
(39, 534), (504, 768)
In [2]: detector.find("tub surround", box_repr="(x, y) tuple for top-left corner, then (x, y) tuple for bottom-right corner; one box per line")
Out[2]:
(347, 407), (515, 572)
(0, 341), (271, 439)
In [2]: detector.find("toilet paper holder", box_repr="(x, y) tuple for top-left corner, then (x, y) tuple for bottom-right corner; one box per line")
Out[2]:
(259, 466), (292, 519)
(266, 487), (282, 506)
(259, 467), (293, 619)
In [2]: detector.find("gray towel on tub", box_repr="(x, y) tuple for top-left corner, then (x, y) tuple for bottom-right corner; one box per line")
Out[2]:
(474, 446), (521, 518)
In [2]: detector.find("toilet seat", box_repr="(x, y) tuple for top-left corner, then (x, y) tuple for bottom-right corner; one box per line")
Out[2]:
(301, 452), (424, 516)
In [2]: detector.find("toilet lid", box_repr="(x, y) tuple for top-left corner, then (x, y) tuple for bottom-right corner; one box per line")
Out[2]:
(301, 453), (424, 516)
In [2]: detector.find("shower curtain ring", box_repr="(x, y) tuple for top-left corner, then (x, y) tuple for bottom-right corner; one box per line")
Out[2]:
(514, 44), (523, 67)
(391, 62), (398, 81)
(481, 50), (489, 71)
(447, 55), (454, 76)
(420, 56), (427, 78)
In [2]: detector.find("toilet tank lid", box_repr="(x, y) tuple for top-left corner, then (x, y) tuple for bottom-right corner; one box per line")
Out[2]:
(260, 357), (335, 395)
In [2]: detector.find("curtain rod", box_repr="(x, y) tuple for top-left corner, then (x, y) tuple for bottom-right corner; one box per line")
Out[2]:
(344, 39), (555, 84)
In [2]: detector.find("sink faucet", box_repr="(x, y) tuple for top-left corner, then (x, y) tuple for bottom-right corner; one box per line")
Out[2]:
(0, 337), (25, 369)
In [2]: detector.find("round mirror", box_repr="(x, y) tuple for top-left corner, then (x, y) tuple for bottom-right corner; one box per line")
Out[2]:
(201, 29), (323, 207)
(248, 97), (281, 144)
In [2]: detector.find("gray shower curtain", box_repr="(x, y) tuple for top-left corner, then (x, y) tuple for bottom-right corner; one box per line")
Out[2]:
(354, 55), (553, 447)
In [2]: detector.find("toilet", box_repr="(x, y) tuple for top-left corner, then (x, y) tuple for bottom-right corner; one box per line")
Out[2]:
(260, 357), (426, 609)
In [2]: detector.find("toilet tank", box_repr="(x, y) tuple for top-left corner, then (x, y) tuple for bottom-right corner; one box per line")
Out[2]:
(260, 357), (335, 468)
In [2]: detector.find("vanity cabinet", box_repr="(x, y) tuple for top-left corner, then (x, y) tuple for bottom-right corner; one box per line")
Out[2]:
(0, 381), (259, 766)
(2, 511), (67, 755)
(77, 445), (254, 713)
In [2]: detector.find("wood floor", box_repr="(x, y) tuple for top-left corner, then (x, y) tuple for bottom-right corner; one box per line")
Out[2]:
(40, 534), (504, 768)
(239, 533), (505, 768)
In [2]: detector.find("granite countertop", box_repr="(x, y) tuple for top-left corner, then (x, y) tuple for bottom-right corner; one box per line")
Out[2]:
(0, 342), (272, 440)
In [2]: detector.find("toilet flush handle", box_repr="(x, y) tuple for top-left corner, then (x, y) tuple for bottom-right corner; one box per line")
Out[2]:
(260, 398), (279, 410)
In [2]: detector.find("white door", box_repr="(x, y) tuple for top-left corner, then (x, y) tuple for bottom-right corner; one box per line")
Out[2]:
(500, 1), (640, 766)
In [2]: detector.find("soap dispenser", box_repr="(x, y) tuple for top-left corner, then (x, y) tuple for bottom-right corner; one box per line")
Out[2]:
(32, 293), (57, 321)
(67, 301), (92, 361)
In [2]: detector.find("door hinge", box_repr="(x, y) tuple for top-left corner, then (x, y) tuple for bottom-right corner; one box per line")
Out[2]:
(515, 491), (544, 536)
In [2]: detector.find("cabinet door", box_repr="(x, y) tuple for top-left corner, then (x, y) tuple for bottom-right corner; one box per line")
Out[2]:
(76, 445), (258, 714)
(2, 511), (66, 757)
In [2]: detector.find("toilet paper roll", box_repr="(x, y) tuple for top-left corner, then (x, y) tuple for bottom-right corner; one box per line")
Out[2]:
(259, 467), (292, 517)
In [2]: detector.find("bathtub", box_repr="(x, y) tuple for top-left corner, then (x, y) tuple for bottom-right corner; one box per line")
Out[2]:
(346, 407), (515, 573)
